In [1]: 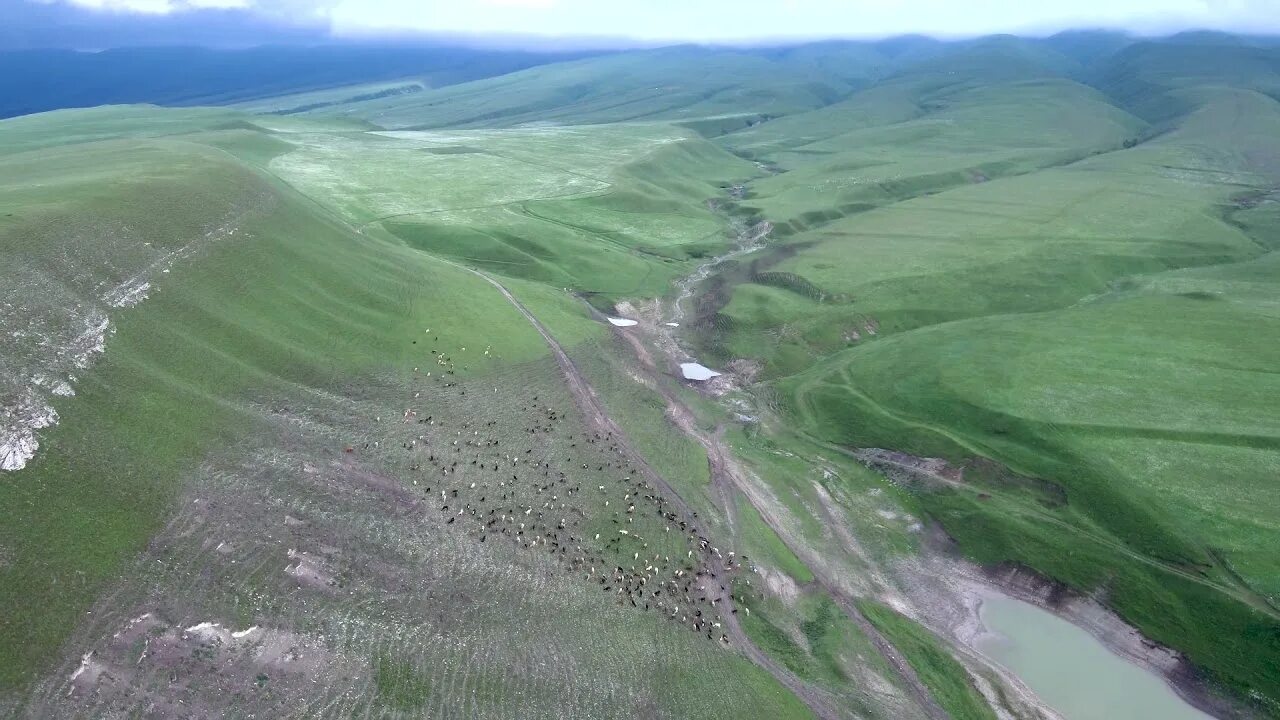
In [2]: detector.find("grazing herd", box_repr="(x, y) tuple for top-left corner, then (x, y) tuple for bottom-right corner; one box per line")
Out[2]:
(354, 338), (748, 643)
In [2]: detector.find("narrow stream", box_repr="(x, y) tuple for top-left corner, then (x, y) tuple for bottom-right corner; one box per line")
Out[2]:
(667, 174), (780, 325)
(668, 214), (765, 324)
(973, 594), (1213, 720)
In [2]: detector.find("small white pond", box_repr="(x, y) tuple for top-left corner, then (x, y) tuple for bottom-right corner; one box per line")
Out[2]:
(607, 317), (638, 327)
(680, 363), (721, 381)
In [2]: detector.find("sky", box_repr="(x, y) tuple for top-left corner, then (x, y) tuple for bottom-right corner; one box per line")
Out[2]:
(21, 0), (1280, 44)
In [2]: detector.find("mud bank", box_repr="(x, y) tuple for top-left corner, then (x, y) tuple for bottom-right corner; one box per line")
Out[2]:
(898, 533), (1257, 720)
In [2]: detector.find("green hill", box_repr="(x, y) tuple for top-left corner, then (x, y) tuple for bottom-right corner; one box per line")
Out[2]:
(4, 32), (1280, 720)
(714, 36), (1280, 707)
(301, 46), (856, 129)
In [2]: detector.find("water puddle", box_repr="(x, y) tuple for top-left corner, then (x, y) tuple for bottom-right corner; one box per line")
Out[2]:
(974, 595), (1212, 720)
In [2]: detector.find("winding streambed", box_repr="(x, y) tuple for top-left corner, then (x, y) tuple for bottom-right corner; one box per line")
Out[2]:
(668, 209), (768, 325)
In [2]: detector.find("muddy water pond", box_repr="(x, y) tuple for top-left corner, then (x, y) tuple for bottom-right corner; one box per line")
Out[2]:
(974, 595), (1212, 720)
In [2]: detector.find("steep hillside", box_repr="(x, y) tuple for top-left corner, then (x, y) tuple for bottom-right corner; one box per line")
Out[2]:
(0, 109), (837, 718)
(1092, 37), (1280, 121)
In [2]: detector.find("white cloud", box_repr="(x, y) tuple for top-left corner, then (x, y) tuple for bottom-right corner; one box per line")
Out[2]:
(340, 0), (1280, 41)
(55, 0), (250, 12)
(480, 0), (557, 8)
(184, 0), (252, 8)
(58, 0), (175, 13)
(39, 0), (1280, 39)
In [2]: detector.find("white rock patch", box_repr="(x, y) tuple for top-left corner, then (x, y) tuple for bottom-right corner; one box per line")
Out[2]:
(104, 281), (150, 309)
(69, 312), (111, 371)
(69, 651), (97, 683)
(2, 311), (112, 472)
(1, 390), (58, 471)
(607, 317), (638, 327)
(182, 621), (260, 645)
(3, 211), (247, 473)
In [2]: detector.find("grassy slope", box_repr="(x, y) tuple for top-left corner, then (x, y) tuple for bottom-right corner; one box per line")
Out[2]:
(749, 42), (1280, 705)
(1092, 38), (1280, 122)
(231, 79), (428, 115)
(858, 601), (998, 720)
(0, 105), (255, 156)
(359, 127), (757, 302)
(0, 109), (820, 718)
(732, 77), (1143, 232)
(689, 45), (1153, 376)
(0, 120), (553, 687)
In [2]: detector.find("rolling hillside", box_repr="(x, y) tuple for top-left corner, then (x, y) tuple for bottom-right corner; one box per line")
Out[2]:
(2, 31), (1280, 720)
(300, 45), (857, 129)
(0, 108), (834, 719)
(713, 34), (1280, 708)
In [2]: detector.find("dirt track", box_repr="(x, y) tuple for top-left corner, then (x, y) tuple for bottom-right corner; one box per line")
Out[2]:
(437, 259), (850, 720)
(352, 181), (946, 718)
(590, 307), (952, 720)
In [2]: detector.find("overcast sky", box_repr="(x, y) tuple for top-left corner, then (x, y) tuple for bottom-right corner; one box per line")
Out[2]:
(28, 0), (1280, 42)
